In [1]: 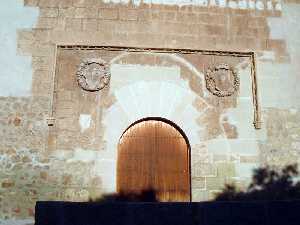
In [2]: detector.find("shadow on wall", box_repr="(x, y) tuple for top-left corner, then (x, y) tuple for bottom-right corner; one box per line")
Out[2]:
(35, 164), (300, 225)
(215, 164), (300, 201)
(89, 189), (158, 203)
(88, 164), (300, 203)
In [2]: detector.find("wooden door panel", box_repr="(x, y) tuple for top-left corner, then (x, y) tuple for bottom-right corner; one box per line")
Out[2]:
(117, 120), (190, 202)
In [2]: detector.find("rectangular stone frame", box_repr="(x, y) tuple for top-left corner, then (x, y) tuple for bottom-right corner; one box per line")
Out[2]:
(48, 45), (262, 130)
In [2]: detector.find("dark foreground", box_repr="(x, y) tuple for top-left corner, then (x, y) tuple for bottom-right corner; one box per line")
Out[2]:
(35, 201), (300, 225)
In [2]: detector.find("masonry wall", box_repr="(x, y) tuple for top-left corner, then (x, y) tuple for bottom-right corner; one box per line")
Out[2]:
(0, 0), (300, 224)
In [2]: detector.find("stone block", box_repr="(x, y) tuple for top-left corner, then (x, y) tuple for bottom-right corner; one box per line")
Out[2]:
(62, 188), (90, 201)
(208, 13), (226, 25)
(216, 162), (236, 177)
(213, 154), (228, 162)
(119, 9), (138, 21)
(36, 18), (58, 29)
(32, 80), (53, 97)
(33, 70), (53, 83)
(209, 190), (222, 200)
(230, 15), (249, 27)
(59, 7), (76, 18)
(252, 38), (266, 50)
(177, 12), (198, 23)
(17, 43), (55, 57)
(198, 13), (210, 24)
(206, 177), (226, 190)
(24, 0), (39, 6)
(164, 11), (177, 21)
(74, 7), (98, 18)
(222, 122), (238, 139)
(82, 19), (98, 31)
(138, 9), (151, 21)
(57, 91), (76, 102)
(1, 179), (15, 188)
(40, 8), (59, 18)
(65, 18), (82, 31)
(99, 8), (119, 20)
(73, 0), (102, 7)
(32, 29), (52, 43)
(240, 155), (259, 163)
(192, 163), (217, 177)
(90, 177), (102, 187)
(192, 189), (209, 201)
(192, 177), (206, 189)
(248, 16), (266, 28)
(55, 108), (77, 118)
(17, 30), (35, 45)
(87, 188), (103, 200)
(266, 39), (286, 54)
(244, 27), (269, 39)
(151, 10), (165, 21)
(55, 100), (77, 112)
(32, 57), (53, 70)
(205, 24), (226, 36)
(195, 36), (217, 51)
(39, 0), (73, 7)
(192, 153), (211, 165)
(97, 20), (117, 32)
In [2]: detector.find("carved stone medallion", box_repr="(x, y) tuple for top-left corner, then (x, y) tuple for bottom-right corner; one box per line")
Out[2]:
(76, 58), (111, 91)
(205, 63), (239, 97)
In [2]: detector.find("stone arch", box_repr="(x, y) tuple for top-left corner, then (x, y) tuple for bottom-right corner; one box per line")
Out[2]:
(98, 51), (214, 194)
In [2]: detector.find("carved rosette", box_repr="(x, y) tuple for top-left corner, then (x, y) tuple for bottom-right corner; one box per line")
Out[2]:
(76, 58), (111, 92)
(205, 63), (240, 97)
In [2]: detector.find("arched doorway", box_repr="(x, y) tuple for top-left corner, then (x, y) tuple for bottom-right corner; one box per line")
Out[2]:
(117, 118), (191, 202)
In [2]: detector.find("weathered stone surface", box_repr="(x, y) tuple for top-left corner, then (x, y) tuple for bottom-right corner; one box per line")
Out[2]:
(39, 8), (59, 18)
(259, 109), (300, 167)
(206, 177), (226, 191)
(1, 0), (300, 220)
(191, 177), (206, 189)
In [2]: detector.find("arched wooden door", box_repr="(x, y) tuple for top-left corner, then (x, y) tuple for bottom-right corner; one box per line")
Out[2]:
(117, 119), (190, 202)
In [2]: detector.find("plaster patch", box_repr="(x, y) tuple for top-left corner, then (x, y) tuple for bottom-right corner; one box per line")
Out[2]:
(93, 159), (116, 192)
(0, 0), (38, 96)
(218, 0), (227, 7)
(292, 142), (300, 150)
(67, 148), (97, 163)
(0, 219), (34, 225)
(229, 139), (259, 155)
(262, 3), (300, 108)
(109, 53), (207, 92)
(275, 1), (282, 11)
(50, 150), (74, 160)
(258, 51), (276, 61)
(206, 138), (231, 155)
(79, 114), (92, 133)
(248, 0), (255, 9)
(235, 163), (258, 178)
(238, 0), (247, 9)
(228, 1), (237, 9)
(290, 108), (298, 115)
(164, 53), (206, 92)
(255, 1), (264, 10)
(267, 18), (285, 40)
(267, 1), (273, 10)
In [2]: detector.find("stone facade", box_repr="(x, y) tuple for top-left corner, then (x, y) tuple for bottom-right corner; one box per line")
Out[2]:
(0, 0), (300, 223)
